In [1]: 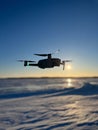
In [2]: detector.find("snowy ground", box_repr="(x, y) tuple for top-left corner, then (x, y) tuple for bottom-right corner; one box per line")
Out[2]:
(0, 78), (98, 130)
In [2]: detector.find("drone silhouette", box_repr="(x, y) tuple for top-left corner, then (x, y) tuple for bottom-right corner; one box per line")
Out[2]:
(18, 53), (72, 70)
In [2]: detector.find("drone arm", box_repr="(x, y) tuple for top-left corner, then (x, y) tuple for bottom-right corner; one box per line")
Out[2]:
(62, 61), (65, 70)
(17, 60), (36, 67)
(29, 63), (38, 66)
(63, 62), (65, 70)
(60, 61), (65, 70)
(61, 60), (72, 70)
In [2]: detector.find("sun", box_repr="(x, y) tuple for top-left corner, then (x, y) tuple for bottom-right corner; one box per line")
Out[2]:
(66, 64), (72, 70)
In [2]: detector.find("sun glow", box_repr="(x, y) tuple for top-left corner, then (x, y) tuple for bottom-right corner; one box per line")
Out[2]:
(66, 63), (72, 70)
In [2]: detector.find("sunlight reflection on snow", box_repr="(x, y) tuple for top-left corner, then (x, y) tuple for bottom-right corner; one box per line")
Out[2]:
(66, 78), (72, 87)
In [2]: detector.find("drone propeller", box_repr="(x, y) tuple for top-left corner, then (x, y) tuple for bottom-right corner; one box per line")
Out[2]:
(62, 60), (72, 62)
(34, 50), (60, 57)
(34, 54), (50, 57)
(17, 60), (35, 62)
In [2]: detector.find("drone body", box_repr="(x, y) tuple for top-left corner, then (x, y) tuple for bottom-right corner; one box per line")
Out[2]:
(30, 58), (61, 69)
(18, 53), (71, 70)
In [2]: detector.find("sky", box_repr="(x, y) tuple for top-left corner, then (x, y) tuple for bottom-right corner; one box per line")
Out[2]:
(0, 0), (98, 78)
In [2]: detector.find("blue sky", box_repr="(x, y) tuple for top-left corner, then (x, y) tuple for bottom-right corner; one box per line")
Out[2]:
(0, 0), (98, 77)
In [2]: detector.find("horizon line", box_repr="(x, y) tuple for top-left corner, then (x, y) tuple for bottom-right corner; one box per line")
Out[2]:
(0, 76), (98, 79)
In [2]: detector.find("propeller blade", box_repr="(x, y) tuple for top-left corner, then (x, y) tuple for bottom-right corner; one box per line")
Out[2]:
(17, 60), (36, 62)
(17, 60), (24, 62)
(34, 54), (49, 56)
(63, 60), (72, 62)
(34, 50), (60, 57)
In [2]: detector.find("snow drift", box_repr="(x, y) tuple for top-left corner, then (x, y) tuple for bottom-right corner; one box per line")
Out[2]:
(0, 78), (98, 130)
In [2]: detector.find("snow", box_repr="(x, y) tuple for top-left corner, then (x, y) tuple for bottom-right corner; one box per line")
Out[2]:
(0, 78), (98, 130)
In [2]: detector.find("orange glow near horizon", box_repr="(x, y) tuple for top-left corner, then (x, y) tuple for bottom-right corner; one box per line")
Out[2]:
(0, 65), (98, 78)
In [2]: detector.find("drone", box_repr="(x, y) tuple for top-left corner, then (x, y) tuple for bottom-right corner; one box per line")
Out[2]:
(18, 53), (72, 70)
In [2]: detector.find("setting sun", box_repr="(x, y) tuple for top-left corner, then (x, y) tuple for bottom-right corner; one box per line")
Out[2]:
(66, 64), (72, 70)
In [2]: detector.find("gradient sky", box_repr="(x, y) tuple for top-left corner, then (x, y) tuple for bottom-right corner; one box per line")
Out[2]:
(0, 0), (98, 78)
